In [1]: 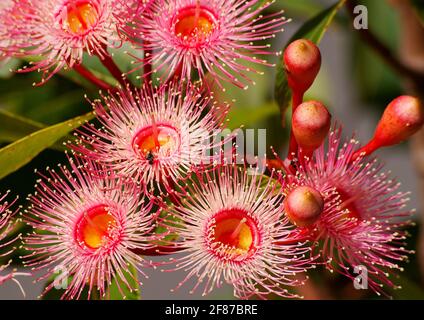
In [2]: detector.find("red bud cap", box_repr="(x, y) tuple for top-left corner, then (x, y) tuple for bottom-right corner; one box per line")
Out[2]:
(284, 186), (324, 227)
(352, 96), (424, 161)
(292, 101), (331, 154)
(284, 39), (321, 94)
(374, 95), (424, 147)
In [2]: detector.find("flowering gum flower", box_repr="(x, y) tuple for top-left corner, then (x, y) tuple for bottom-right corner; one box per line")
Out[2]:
(23, 157), (161, 299)
(9, 0), (145, 83)
(125, 0), (288, 89)
(284, 39), (321, 94)
(279, 126), (413, 296)
(73, 82), (230, 195)
(0, 192), (28, 295)
(163, 164), (314, 299)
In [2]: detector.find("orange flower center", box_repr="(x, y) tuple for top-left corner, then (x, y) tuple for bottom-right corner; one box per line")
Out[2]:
(209, 209), (259, 259)
(174, 5), (216, 44)
(132, 124), (180, 163)
(75, 205), (119, 250)
(63, 1), (98, 34)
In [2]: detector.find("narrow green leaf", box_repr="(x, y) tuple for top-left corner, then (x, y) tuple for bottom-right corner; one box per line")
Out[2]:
(0, 109), (67, 151)
(0, 109), (44, 141)
(274, 0), (346, 122)
(0, 112), (94, 180)
(107, 264), (140, 300)
(289, 0), (346, 43)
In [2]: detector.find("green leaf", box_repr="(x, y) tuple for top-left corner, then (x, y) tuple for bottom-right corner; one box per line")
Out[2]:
(411, 0), (424, 27)
(0, 109), (44, 141)
(0, 109), (67, 151)
(274, 0), (346, 123)
(289, 0), (346, 43)
(107, 264), (140, 300)
(227, 102), (279, 130)
(0, 112), (94, 180)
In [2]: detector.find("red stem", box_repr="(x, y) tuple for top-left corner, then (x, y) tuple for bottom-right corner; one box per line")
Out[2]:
(73, 64), (114, 91)
(99, 54), (127, 88)
(287, 91), (304, 159)
(351, 138), (380, 162)
(143, 41), (153, 83)
(131, 246), (183, 256)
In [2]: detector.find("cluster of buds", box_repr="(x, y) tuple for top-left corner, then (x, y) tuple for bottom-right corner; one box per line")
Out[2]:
(276, 38), (424, 295)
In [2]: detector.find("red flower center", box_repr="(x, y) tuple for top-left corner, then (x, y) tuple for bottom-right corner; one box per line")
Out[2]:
(174, 5), (216, 45)
(336, 188), (361, 220)
(75, 205), (120, 250)
(207, 209), (260, 260)
(61, 1), (99, 35)
(132, 123), (180, 163)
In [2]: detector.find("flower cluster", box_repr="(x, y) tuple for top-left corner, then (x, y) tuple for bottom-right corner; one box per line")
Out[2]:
(279, 126), (413, 295)
(1, 0), (149, 83)
(124, 0), (288, 88)
(0, 0), (422, 301)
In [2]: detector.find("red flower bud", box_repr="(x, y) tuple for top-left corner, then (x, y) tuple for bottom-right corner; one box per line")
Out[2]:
(284, 186), (324, 227)
(284, 39), (321, 94)
(352, 96), (424, 160)
(374, 95), (424, 146)
(292, 101), (331, 154)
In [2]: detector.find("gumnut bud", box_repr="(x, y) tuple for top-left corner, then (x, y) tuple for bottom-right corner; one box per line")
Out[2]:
(352, 96), (424, 160)
(292, 100), (331, 154)
(284, 186), (324, 227)
(284, 39), (321, 94)
(374, 95), (424, 146)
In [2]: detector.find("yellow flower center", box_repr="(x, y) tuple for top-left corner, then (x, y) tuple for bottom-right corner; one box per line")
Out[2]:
(75, 205), (118, 250)
(209, 209), (258, 258)
(174, 5), (216, 44)
(132, 124), (180, 163)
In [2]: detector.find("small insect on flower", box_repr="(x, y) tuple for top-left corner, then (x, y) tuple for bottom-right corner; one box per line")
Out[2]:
(163, 164), (314, 299)
(73, 81), (230, 195)
(125, 0), (289, 89)
(279, 126), (414, 296)
(9, 0), (146, 84)
(0, 192), (29, 295)
(23, 157), (161, 299)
